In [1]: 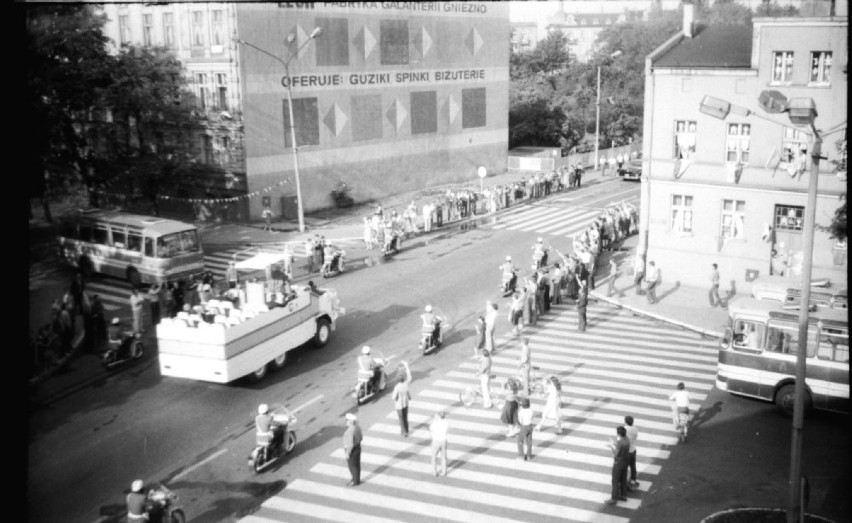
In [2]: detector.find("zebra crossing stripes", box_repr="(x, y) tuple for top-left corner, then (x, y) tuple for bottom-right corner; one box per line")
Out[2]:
(240, 303), (717, 523)
(489, 197), (640, 238)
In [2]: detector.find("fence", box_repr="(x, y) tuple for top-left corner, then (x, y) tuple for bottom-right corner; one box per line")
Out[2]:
(508, 142), (643, 173)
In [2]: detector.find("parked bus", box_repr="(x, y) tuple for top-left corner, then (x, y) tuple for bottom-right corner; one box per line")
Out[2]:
(717, 297), (849, 415)
(57, 209), (205, 287)
(750, 275), (847, 310)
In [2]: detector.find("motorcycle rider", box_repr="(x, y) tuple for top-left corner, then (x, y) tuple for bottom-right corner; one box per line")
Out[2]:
(420, 305), (442, 348)
(255, 404), (285, 458)
(126, 479), (148, 521)
(321, 243), (337, 275)
(108, 317), (123, 347)
(532, 238), (549, 269)
(357, 346), (384, 392)
(108, 317), (138, 358)
(500, 256), (518, 292)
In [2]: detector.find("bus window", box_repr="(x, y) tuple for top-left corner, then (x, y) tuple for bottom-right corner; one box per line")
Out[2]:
(180, 230), (200, 252)
(818, 327), (849, 363)
(766, 321), (818, 357)
(157, 231), (199, 258)
(126, 232), (142, 253)
(144, 237), (155, 257)
(59, 221), (77, 239)
(93, 225), (110, 245)
(79, 224), (93, 242)
(111, 226), (127, 248)
(732, 320), (764, 351)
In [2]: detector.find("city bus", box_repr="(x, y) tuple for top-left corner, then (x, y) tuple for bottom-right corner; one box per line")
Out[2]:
(750, 275), (847, 310)
(717, 297), (849, 415)
(56, 209), (205, 287)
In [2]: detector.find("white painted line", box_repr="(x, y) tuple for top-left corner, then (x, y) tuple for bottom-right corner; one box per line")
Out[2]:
(291, 394), (324, 415)
(171, 448), (228, 482)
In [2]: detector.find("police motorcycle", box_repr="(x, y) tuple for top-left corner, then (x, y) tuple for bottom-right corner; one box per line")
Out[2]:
(419, 305), (448, 355)
(146, 484), (186, 523)
(354, 346), (388, 405)
(321, 245), (346, 278)
(382, 232), (401, 258)
(499, 256), (519, 297)
(103, 317), (143, 368)
(248, 403), (298, 474)
(532, 237), (549, 269)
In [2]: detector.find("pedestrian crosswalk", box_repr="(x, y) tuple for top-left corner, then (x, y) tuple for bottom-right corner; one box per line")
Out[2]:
(489, 193), (639, 239)
(239, 301), (718, 523)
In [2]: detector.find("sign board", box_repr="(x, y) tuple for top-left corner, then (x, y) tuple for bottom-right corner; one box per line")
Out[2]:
(477, 166), (487, 178)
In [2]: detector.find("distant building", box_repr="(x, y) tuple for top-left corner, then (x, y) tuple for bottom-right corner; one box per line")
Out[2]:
(510, 0), (680, 61)
(639, 2), (848, 292)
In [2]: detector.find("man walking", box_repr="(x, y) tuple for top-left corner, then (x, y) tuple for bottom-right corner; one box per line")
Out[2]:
(343, 413), (363, 486)
(624, 416), (640, 489)
(605, 425), (630, 505)
(709, 263), (722, 307)
(473, 315), (486, 358)
(392, 361), (412, 437)
(645, 261), (660, 304)
(478, 349), (493, 409)
(484, 301), (498, 354)
(430, 411), (449, 477)
(129, 288), (145, 334)
(516, 397), (534, 461)
(577, 287), (588, 332)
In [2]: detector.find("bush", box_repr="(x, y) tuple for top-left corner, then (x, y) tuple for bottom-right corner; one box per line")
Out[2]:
(330, 181), (354, 208)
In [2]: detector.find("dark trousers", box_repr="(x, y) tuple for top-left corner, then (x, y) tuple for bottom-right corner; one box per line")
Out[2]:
(149, 302), (161, 327)
(517, 425), (532, 458)
(578, 306), (587, 332)
(611, 460), (628, 499)
(347, 444), (361, 484)
(628, 450), (637, 483)
(397, 406), (409, 436)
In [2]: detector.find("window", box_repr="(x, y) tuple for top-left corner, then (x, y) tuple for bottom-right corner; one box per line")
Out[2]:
(283, 97), (320, 147)
(126, 232), (142, 253)
(410, 91), (437, 135)
(766, 321), (817, 357)
(111, 226), (127, 248)
(202, 135), (213, 164)
(144, 237), (155, 257)
(774, 205), (804, 232)
(94, 225), (110, 245)
(79, 224), (93, 242)
(817, 327), (849, 362)
(163, 13), (175, 48)
(809, 51), (832, 84)
(316, 18), (349, 66)
(156, 231), (199, 258)
(191, 11), (205, 47)
(211, 10), (224, 46)
(782, 126), (808, 163)
(380, 19), (409, 65)
(196, 73), (208, 109)
(351, 94), (383, 141)
(720, 199), (745, 240)
(670, 194), (693, 233)
(772, 51), (794, 83)
(119, 15), (131, 45)
(143, 14), (153, 47)
(726, 123), (750, 164)
(674, 120), (697, 159)
(462, 88), (486, 129)
(215, 73), (227, 110)
(733, 320), (764, 351)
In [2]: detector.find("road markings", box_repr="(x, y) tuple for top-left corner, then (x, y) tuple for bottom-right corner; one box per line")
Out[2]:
(291, 394), (324, 415)
(171, 448), (229, 482)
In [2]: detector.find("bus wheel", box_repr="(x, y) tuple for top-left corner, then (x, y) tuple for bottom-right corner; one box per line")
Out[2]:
(775, 384), (810, 416)
(313, 318), (331, 348)
(126, 267), (141, 289)
(248, 363), (269, 383)
(271, 353), (287, 370)
(78, 256), (93, 279)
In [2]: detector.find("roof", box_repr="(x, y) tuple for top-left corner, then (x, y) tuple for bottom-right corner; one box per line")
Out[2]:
(68, 209), (196, 235)
(653, 24), (752, 69)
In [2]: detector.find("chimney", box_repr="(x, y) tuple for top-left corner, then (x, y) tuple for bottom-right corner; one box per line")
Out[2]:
(683, 2), (695, 38)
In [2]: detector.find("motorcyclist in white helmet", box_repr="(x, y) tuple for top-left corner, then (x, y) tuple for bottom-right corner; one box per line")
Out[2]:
(420, 305), (442, 347)
(357, 346), (383, 391)
(500, 255), (518, 291)
(532, 238), (549, 269)
(126, 479), (148, 521)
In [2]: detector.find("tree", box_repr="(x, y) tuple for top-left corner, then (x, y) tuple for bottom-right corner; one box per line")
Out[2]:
(754, 1), (799, 17)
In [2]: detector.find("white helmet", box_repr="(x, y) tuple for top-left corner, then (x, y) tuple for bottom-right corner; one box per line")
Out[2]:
(131, 479), (144, 493)
(425, 305), (432, 313)
(258, 404), (269, 415)
(537, 237), (543, 243)
(361, 346), (371, 355)
(505, 256), (511, 261)
(112, 317), (120, 325)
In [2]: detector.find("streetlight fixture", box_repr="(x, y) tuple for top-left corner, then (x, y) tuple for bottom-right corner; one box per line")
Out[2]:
(700, 92), (845, 523)
(595, 50), (622, 172)
(236, 27), (323, 233)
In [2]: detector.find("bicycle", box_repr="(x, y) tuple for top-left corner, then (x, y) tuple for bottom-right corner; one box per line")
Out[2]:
(460, 375), (505, 409)
(502, 370), (547, 399)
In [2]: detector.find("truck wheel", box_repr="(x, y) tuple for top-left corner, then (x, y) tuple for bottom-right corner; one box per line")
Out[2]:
(248, 363), (269, 383)
(775, 384), (810, 416)
(170, 510), (186, 523)
(285, 431), (297, 453)
(271, 353), (287, 370)
(313, 318), (331, 348)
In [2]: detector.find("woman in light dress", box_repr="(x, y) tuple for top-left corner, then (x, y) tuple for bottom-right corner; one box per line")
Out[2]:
(535, 376), (563, 435)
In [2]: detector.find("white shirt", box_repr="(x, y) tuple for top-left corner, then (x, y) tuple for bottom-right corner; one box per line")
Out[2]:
(517, 406), (534, 426)
(669, 389), (690, 408)
(624, 424), (639, 453)
(430, 417), (448, 442)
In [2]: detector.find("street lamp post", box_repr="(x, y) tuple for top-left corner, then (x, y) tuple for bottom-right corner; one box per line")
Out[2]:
(594, 50), (622, 172)
(699, 93), (845, 523)
(237, 28), (322, 233)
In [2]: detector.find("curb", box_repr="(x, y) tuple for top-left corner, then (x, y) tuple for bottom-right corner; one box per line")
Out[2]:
(590, 290), (725, 340)
(698, 507), (835, 523)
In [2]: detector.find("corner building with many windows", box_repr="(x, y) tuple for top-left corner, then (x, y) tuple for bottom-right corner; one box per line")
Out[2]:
(236, 2), (509, 219)
(640, 5), (847, 293)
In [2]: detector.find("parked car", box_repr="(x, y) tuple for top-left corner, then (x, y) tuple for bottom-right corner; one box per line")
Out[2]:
(618, 160), (642, 181)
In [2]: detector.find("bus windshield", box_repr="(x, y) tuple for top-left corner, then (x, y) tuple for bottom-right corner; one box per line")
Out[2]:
(156, 230), (200, 258)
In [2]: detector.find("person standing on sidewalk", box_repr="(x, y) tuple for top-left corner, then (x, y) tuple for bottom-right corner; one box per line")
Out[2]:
(262, 205), (273, 232)
(129, 288), (145, 334)
(605, 425), (630, 505)
(430, 411), (449, 477)
(147, 283), (162, 328)
(607, 259), (619, 297)
(645, 261), (660, 304)
(633, 253), (645, 295)
(516, 397), (534, 461)
(624, 416), (640, 489)
(709, 263), (722, 307)
(392, 361), (412, 438)
(477, 349), (493, 409)
(343, 413), (362, 486)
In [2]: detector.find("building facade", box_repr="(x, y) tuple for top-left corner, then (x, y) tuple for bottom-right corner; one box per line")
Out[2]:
(236, 2), (509, 219)
(640, 4), (847, 294)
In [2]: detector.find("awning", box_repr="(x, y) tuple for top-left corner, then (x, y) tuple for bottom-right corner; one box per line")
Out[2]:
(234, 252), (287, 271)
